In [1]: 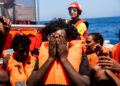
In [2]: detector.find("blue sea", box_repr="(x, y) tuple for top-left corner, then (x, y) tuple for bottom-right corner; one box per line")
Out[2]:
(40, 16), (120, 45)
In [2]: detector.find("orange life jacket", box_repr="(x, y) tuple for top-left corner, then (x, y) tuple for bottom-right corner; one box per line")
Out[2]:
(74, 19), (88, 39)
(66, 19), (88, 39)
(102, 47), (112, 57)
(87, 47), (111, 67)
(112, 43), (120, 79)
(7, 54), (36, 86)
(38, 40), (83, 85)
(4, 29), (42, 53)
(87, 53), (99, 67)
(74, 19), (88, 53)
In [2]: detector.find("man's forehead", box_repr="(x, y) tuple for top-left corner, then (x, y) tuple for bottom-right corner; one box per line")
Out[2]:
(55, 29), (66, 34)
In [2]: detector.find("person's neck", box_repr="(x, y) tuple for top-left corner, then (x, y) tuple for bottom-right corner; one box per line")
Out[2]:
(71, 17), (79, 24)
(14, 54), (27, 63)
(86, 51), (95, 55)
(72, 17), (79, 21)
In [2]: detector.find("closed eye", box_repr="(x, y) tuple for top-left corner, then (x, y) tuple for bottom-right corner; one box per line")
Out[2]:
(86, 41), (90, 44)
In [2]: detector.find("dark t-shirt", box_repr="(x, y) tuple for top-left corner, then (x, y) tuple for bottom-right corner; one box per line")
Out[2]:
(79, 53), (90, 76)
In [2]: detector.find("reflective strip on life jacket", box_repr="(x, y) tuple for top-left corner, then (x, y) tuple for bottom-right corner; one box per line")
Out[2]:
(7, 54), (36, 86)
(66, 19), (88, 39)
(38, 40), (83, 85)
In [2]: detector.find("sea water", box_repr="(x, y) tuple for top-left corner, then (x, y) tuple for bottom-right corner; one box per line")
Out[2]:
(87, 16), (120, 45)
(40, 16), (120, 45)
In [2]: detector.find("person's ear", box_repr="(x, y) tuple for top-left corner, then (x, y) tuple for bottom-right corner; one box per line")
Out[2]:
(96, 40), (100, 45)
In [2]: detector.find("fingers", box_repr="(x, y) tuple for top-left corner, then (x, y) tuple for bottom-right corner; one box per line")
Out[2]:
(98, 59), (112, 64)
(93, 44), (101, 51)
(56, 34), (67, 44)
(49, 33), (56, 42)
(98, 56), (111, 63)
(49, 33), (56, 49)
(49, 33), (67, 48)
(94, 44), (102, 49)
(97, 56), (113, 69)
(49, 33), (57, 58)
(101, 66), (112, 70)
(3, 54), (10, 63)
(98, 62), (112, 66)
(0, 16), (11, 28)
(6, 54), (10, 58)
(99, 56), (111, 60)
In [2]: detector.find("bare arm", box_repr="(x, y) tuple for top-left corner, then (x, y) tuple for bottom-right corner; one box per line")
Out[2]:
(60, 57), (90, 86)
(2, 54), (10, 70)
(0, 16), (10, 84)
(27, 33), (56, 86)
(0, 69), (9, 84)
(57, 34), (90, 86)
(0, 16), (11, 57)
(98, 56), (120, 73)
(27, 57), (55, 86)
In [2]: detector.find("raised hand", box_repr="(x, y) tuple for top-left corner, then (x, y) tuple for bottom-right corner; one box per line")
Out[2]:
(49, 33), (56, 59)
(2, 54), (10, 70)
(0, 16), (11, 58)
(98, 56), (120, 72)
(0, 16), (11, 34)
(93, 44), (102, 56)
(56, 34), (68, 59)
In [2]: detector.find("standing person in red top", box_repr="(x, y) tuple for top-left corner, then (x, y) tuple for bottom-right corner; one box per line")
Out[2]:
(66, 2), (89, 39)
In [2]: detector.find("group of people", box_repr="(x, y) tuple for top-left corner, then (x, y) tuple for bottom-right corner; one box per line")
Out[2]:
(0, 2), (120, 86)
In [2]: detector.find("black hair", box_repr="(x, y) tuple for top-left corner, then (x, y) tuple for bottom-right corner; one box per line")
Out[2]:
(12, 34), (31, 51)
(76, 8), (81, 15)
(88, 32), (104, 46)
(44, 18), (77, 39)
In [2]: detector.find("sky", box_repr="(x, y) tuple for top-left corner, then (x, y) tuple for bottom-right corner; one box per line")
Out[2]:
(16, 0), (120, 21)
(16, 0), (35, 7)
(38, 0), (120, 21)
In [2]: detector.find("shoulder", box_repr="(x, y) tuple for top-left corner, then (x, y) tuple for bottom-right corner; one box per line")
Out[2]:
(39, 41), (49, 53)
(78, 22), (86, 26)
(69, 40), (83, 47)
(77, 19), (89, 28)
(65, 20), (70, 24)
(113, 43), (120, 51)
(114, 43), (120, 48)
(40, 41), (49, 47)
